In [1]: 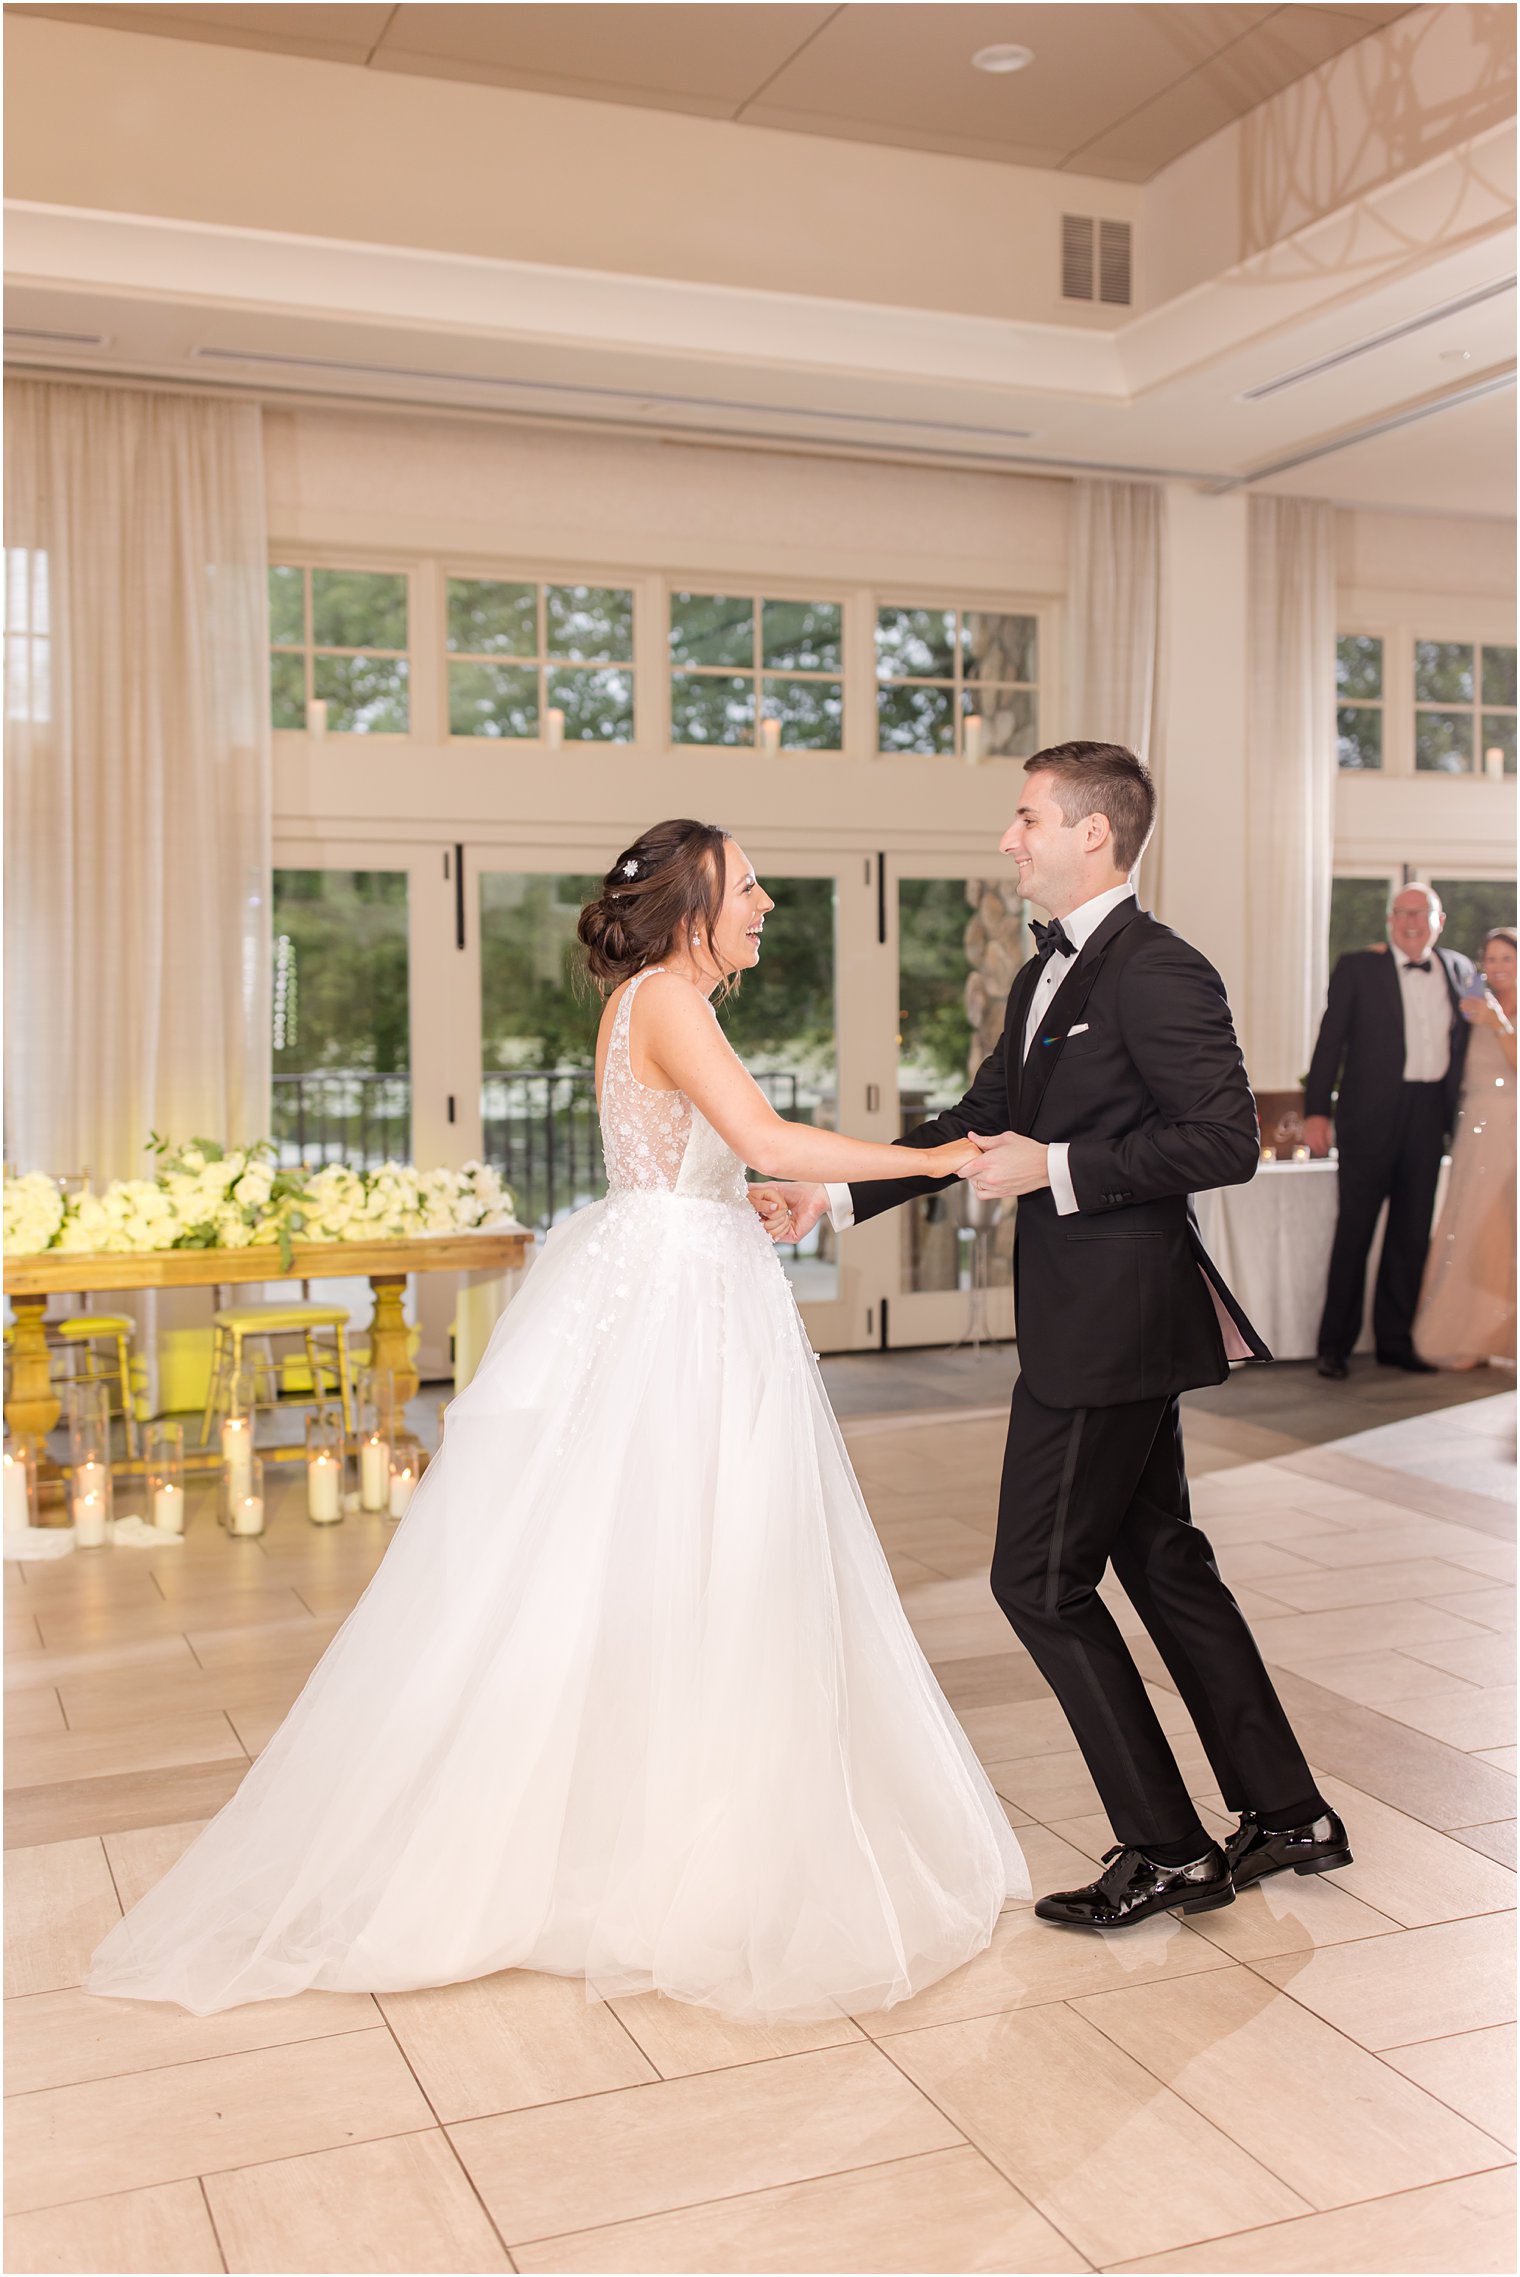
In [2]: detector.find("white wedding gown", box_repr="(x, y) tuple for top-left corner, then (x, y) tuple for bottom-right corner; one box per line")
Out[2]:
(88, 968), (1027, 2020)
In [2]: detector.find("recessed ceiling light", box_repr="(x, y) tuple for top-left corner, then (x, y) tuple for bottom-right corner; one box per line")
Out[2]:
(1440, 347), (1474, 363)
(972, 43), (1034, 74)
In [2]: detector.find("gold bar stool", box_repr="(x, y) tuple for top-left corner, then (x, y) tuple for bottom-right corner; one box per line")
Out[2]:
(45, 1313), (142, 1460)
(199, 1302), (355, 1450)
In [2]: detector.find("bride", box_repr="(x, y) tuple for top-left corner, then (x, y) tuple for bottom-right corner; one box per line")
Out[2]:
(88, 818), (1027, 2022)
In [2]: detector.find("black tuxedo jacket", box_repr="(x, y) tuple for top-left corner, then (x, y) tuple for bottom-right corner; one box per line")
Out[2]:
(1303, 946), (1473, 1154)
(849, 899), (1267, 1409)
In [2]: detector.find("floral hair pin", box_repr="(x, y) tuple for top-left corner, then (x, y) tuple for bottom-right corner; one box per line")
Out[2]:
(621, 859), (639, 879)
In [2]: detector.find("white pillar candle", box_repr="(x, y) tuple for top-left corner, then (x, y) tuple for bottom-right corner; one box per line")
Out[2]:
(360, 1435), (390, 1511)
(73, 1489), (108, 1548)
(307, 696), (328, 740)
(1485, 744), (1506, 779)
(152, 1483), (184, 1535)
(388, 1465), (417, 1520)
(3, 1454), (32, 1532)
(964, 716), (988, 765)
(759, 717), (782, 755)
(74, 1457), (106, 1502)
(307, 1453), (342, 1523)
(544, 707), (565, 748)
(221, 1418), (253, 1495)
(230, 1491), (265, 1537)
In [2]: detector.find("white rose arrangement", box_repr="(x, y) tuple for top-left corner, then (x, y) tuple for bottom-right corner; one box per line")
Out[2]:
(4, 1138), (520, 1268)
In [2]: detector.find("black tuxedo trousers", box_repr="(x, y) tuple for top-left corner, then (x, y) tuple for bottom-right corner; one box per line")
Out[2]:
(994, 1380), (1318, 1849)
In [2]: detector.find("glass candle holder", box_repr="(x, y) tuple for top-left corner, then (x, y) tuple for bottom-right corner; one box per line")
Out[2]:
(227, 1453), (266, 1538)
(2, 1440), (37, 1534)
(306, 1412), (344, 1525)
(220, 1368), (255, 1500)
(388, 1443), (420, 1520)
(67, 1382), (113, 1546)
(145, 1422), (186, 1536)
(359, 1426), (391, 1512)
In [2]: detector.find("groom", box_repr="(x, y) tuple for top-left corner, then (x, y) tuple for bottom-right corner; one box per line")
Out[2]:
(757, 743), (1349, 1927)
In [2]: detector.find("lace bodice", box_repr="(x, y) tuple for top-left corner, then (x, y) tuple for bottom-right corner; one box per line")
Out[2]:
(600, 968), (748, 1205)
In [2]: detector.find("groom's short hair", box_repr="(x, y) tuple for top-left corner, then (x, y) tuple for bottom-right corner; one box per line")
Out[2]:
(1025, 742), (1156, 876)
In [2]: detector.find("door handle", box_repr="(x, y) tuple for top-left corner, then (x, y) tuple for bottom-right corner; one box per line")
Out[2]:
(866, 1084), (880, 1114)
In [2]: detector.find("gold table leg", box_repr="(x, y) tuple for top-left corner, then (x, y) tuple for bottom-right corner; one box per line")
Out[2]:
(366, 1275), (419, 1406)
(7, 1294), (69, 1521)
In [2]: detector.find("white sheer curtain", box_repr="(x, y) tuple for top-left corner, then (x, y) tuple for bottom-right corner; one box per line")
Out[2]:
(1066, 477), (1166, 895)
(4, 379), (272, 1184)
(1245, 495), (1336, 1090)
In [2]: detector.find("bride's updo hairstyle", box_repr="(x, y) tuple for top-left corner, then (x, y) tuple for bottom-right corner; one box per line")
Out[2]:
(579, 819), (732, 992)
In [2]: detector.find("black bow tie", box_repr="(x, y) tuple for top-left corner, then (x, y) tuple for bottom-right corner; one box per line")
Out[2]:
(1032, 916), (1076, 963)
(1405, 958), (1432, 973)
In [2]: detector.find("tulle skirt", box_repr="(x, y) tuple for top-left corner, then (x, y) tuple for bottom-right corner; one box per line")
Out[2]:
(86, 1190), (1026, 2020)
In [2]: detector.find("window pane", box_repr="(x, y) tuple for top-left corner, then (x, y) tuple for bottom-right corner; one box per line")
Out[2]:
(721, 875), (839, 1306)
(669, 592), (753, 669)
(1336, 705), (1382, 770)
(763, 675), (843, 750)
(546, 665), (635, 741)
(478, 872), (604, 1228)
(876, 607), (958, 681)
(973, 687), (1038, 758)
(447, 578), (536, 657)
(1482, 714), (1517, 775)
(271, 869), (410, 1168)
(270, 650), (306, 732)
(760, 598), (842, 673)
(964, 612), (1037, 684)
(897, 877), (1022, 1294)
(1481, 644), (1517, 707)
(1329, 877), (1391, 968)
(878, 681), (955, 754)
(449, 661), (538, 738)
(546, 584), (634, 664)
(311, 569), (408, 653)
(1414, 640), (1474, 704)
(268, 565), (305, 648)
(1335, 634), (1382, 699)
(313, 653), (409, 734)
(670, 672), (754, 745)
(1415, 709), (1473, 773)
(1430, 878), (1519, 960)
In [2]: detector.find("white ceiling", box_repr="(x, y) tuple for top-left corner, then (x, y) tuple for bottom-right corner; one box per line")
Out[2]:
(10, 1), (1412, 180)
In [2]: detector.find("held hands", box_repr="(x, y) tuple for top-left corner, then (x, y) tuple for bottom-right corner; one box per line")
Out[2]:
(748, 1182), (830, 1244)
(956, 1130), (1051, 1200)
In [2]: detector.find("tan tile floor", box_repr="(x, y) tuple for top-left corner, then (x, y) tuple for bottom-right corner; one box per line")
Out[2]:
(4, 1385), (1514, 2274)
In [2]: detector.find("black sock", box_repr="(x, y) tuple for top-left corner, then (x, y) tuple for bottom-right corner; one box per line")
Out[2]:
(1142, 1829), (1213, 1867)
(1257, 1794), (1327, 1834)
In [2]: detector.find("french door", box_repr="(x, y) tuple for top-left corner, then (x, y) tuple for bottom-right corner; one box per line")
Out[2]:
(271, 830), (1026, 1360)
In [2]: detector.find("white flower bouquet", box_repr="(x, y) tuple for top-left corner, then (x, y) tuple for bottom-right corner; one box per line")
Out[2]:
(4, 1138), (520, 1269)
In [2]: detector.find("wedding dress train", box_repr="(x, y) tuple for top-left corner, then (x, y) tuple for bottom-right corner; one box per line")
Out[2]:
(87, 968), (1026, 2020)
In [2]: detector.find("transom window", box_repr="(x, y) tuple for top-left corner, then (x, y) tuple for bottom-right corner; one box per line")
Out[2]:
(875, 607), (1038, 759)
(668, 593), (843, 750)
(269, 566), (409, 734)
(1335, 635), (1384, 770)
(447, 579), (634, 742)
(1415, 640), (1516, 775)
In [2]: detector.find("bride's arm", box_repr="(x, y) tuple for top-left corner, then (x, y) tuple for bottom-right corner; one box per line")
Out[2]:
(636, 975), (976, 1183)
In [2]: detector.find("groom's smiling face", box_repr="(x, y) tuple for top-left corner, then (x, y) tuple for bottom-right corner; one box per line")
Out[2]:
(1002, 770), (1125, 919)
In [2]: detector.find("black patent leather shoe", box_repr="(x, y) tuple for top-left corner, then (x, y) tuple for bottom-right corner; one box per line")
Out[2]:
(1034, 1843), (1234, 1930)
(1316, 1354), (1349, 1380)
(1225, 1810), (1352, 1888)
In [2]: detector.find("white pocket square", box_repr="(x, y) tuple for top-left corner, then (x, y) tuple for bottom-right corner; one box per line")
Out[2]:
(1068, 1022), (1090, 1036)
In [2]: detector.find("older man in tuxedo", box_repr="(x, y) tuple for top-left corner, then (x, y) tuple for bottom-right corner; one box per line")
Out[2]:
(1305, 883), (1474, 1379)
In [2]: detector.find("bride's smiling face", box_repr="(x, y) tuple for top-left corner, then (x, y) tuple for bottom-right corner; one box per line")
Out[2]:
(706, 839), (774, 977)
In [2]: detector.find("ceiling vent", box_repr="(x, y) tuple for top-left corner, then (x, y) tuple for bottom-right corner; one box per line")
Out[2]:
(1062, 217), (1131, 307)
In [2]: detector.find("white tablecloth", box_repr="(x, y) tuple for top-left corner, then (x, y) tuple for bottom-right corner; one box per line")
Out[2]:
(1193, 1158), (1447, 1364)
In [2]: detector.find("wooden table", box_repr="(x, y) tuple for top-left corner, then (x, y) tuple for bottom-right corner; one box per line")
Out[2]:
(5, 1230), (533, 1453)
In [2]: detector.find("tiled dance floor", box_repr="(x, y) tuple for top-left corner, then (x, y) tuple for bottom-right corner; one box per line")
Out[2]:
(4, 1376), (1515, 2273)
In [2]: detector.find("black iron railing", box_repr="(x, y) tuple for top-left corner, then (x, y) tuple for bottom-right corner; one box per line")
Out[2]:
(272, 1067), (820, 1232)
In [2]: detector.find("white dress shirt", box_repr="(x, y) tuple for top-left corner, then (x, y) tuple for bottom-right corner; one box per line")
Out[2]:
(827, 881), (1136, 1231)
(1393, 945), (1452, 1083)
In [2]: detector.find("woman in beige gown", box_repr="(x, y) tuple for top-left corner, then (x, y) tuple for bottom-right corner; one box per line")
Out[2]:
(1415, 927), (1517, 1368)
